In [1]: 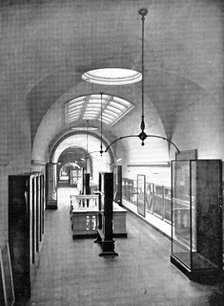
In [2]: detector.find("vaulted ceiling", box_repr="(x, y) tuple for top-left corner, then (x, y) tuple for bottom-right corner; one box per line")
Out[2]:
(1, 0), (223, 147)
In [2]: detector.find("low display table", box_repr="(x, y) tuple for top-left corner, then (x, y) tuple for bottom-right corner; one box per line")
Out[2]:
(70, 194), (99, 239)
(71, 208), (99, 239)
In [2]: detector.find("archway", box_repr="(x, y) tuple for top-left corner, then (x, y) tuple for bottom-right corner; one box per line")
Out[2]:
(46, 132), (113, 208)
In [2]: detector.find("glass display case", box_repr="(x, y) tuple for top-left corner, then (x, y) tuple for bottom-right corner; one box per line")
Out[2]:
(171, 160), (223, 282)
(8, 172), (45, 301)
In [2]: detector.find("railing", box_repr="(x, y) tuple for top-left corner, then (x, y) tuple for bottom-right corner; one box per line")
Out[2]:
(122, 178), (171, 224)
(70, 194), (99, 239)
(122, 178), (138, 205)
(70, 194), (99, 210)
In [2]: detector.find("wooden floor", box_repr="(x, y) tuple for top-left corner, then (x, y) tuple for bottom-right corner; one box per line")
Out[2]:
(23, 187), (224, 306)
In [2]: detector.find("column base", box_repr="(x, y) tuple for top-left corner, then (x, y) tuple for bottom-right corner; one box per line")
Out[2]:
(98, 239), (118, 257)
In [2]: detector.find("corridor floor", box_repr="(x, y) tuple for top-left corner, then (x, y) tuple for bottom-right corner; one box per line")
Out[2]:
(24, 188), (224, 306)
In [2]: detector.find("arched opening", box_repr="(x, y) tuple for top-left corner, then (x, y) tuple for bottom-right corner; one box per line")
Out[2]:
(46, 132), (114, 209)
(51, 133), (112, 182)
(57, 146), (87, 187)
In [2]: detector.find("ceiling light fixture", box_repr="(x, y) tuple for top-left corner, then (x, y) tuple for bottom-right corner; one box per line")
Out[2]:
(86, 120), (89, 153)
(105, 8), (180, 154)
(82, 68), (142, 85)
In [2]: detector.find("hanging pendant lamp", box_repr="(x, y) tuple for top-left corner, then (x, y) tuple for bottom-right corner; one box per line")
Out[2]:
(105, 8), (180, 154)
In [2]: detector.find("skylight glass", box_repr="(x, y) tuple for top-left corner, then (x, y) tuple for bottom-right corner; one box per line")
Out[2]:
(110, 101), (126, 110)
(82, 68), (142, 85)
(65, 94), (134, 126)
(107, 105), (121, 113)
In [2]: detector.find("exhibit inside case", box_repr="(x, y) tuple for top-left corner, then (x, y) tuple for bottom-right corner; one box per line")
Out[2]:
(171, 160), (223, 282)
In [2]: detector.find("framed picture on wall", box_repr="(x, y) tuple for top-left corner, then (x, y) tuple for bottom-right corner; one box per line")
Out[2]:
(137, 174), (146, 217)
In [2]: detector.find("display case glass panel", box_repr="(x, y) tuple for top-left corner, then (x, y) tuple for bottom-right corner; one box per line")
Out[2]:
(153, 184), (164, 219)
(171, 160), (223, 281)
(146, 182), (154, 213)
(164, 187), (171, 223)
(137, 174), (146, 217)
(171, 161), (191, 269)
(100, 173), (105, 211)
(191, 160), (222, 271)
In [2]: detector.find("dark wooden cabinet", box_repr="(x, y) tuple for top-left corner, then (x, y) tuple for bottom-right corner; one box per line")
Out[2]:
(8, 173), (45, 301)
(97, 172), (118, 256)
(46, 162), (57, 209)
(114, 165), (122, 206)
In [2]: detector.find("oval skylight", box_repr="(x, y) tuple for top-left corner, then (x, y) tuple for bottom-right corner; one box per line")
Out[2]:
(82, 68), (142, 85)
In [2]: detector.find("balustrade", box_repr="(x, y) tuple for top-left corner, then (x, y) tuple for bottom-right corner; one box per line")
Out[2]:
(122, 177), (194, 233)
(122, 178), (172, 223)
(70, 194), (98, 210)
(70, 194), (99, 239)
(70, 193), (127, 239)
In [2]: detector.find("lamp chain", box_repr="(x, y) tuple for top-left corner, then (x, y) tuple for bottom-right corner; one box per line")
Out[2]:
(87, 120), (89, 153)
(138, 8), (148, 145)
(100, 92), (104, 155)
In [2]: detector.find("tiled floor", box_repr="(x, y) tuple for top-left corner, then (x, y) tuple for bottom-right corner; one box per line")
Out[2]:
(23, 187), (224, 306)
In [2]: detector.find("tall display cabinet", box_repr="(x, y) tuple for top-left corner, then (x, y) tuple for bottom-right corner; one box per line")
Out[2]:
(8, 172), (45, 301)
(96, 172), (118, 256)
(46, 162), (57, 209)
(113, 165), (122, 206)
(171, 160), (223, 282)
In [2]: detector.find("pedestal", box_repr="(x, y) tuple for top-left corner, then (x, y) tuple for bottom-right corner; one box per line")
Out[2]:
(99, 239), (118, 257)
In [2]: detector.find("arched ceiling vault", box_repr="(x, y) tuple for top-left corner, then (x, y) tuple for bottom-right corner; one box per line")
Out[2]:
(1, 0), (222, 152)
(49, 132), (114, 165)
(57, 147), (87, 165)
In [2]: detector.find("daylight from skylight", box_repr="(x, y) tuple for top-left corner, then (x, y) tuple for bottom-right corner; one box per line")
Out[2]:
(65, 94), (134, 126)
(82, 68), (142, 85)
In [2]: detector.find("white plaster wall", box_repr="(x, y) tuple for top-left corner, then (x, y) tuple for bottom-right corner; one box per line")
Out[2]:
(172, 93), (224, 159)
(32, 102), (65, 163)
